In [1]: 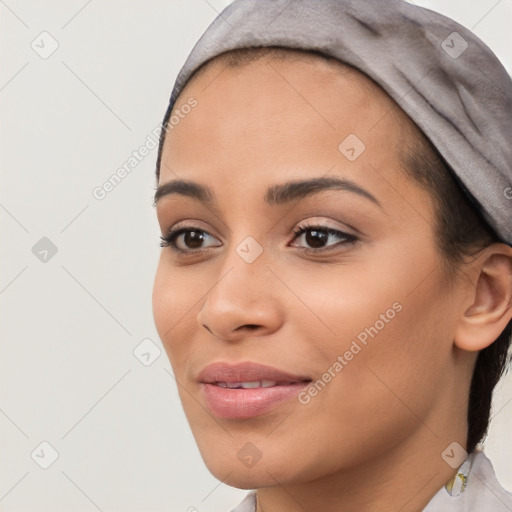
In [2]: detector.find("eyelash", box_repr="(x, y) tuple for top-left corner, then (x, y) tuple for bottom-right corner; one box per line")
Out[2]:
(159, 222), (358, 254)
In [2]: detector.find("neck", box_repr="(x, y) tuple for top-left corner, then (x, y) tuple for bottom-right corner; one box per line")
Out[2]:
(256, 415), (466, 512)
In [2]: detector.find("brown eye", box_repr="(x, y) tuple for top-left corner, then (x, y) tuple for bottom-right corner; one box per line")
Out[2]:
(290, 224), (358, 252)
(160, 227), (221, 252)
(304, 229), (329, 248)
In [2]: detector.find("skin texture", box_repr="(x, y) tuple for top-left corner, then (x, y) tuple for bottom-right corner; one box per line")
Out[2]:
(152, 52), (512, 512)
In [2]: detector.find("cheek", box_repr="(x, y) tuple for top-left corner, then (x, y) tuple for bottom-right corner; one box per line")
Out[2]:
(295, 240), (452, 396)
(305, 249), (454, 424)
(152, 258), (198, 368)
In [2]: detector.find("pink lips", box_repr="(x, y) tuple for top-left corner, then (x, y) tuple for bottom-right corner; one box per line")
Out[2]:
(198, 361), (311, 419)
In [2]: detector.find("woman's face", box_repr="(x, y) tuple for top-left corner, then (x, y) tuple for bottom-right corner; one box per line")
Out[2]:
(153, 54), (469, 488)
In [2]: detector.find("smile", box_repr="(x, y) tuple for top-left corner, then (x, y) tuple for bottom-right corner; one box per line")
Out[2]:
(197, 361), (312, 419)
(213, 380), (297, 389)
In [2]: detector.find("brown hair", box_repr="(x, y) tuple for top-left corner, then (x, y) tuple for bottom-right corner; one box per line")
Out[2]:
(155, 46), (512, 454)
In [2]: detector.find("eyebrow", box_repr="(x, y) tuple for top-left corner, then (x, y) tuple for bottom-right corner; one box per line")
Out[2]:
(153, 176), (382, 209)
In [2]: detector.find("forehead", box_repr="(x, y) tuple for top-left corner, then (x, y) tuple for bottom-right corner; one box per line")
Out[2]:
(164, 51), (408, 158)
(157, 50), (436, 236)
(183, 47), (401, 121)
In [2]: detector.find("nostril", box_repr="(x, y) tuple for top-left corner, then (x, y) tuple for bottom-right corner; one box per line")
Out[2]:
(233, 324), (260, 332)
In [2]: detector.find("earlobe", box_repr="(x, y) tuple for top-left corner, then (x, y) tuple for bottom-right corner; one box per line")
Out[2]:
(454, 246), (512, 352)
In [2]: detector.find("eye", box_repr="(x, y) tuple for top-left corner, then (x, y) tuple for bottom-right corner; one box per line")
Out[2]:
(290, 222), (358, 252)
(160, 226), (221, 252)
(160, 222), (358, 254)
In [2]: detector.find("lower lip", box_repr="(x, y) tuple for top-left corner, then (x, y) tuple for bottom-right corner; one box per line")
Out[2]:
(201, 382), (310, 419)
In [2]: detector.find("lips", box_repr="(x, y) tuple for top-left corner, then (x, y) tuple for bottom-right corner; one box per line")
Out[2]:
(197, 361), (312, 419)
(198, 361), (311, 386)
(215, 380), (285, 389)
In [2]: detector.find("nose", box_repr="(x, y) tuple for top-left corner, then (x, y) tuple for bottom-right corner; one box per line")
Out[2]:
(196, 255), (284, 342)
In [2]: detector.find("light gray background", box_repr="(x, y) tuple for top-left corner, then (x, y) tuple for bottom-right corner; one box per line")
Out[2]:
(1, 1), (511, 511)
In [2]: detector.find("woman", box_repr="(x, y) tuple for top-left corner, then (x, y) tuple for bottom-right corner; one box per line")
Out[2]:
(152, 1), (512, 510)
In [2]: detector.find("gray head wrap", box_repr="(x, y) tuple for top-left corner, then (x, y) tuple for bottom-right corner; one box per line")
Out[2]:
(161, 0), (512, 245)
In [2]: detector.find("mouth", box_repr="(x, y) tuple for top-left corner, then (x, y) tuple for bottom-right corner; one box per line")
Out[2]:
(197, 361), (312, 419)
(212, 380), (307, 389)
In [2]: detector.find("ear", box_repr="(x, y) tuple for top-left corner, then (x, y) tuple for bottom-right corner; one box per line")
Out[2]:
(454, 243), (512, 352)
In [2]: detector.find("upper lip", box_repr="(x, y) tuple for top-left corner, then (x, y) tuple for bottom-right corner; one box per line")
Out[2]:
(198, 361), (311, 384)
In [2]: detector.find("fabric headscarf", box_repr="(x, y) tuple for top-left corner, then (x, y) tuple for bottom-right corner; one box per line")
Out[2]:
(161, 0), (512, 245)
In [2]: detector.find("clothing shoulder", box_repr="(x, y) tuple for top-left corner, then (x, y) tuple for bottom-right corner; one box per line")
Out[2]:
(228, 490), (256, 512)
(467, 450), (512, 510)
(425, 449), (512, 512)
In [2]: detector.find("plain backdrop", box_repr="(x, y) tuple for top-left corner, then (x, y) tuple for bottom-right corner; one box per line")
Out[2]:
(1, 1), (511, 511)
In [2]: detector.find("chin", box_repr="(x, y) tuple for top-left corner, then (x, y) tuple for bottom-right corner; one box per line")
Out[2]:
(198, 440), (314, 490)
(205, 461), (283, 490)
